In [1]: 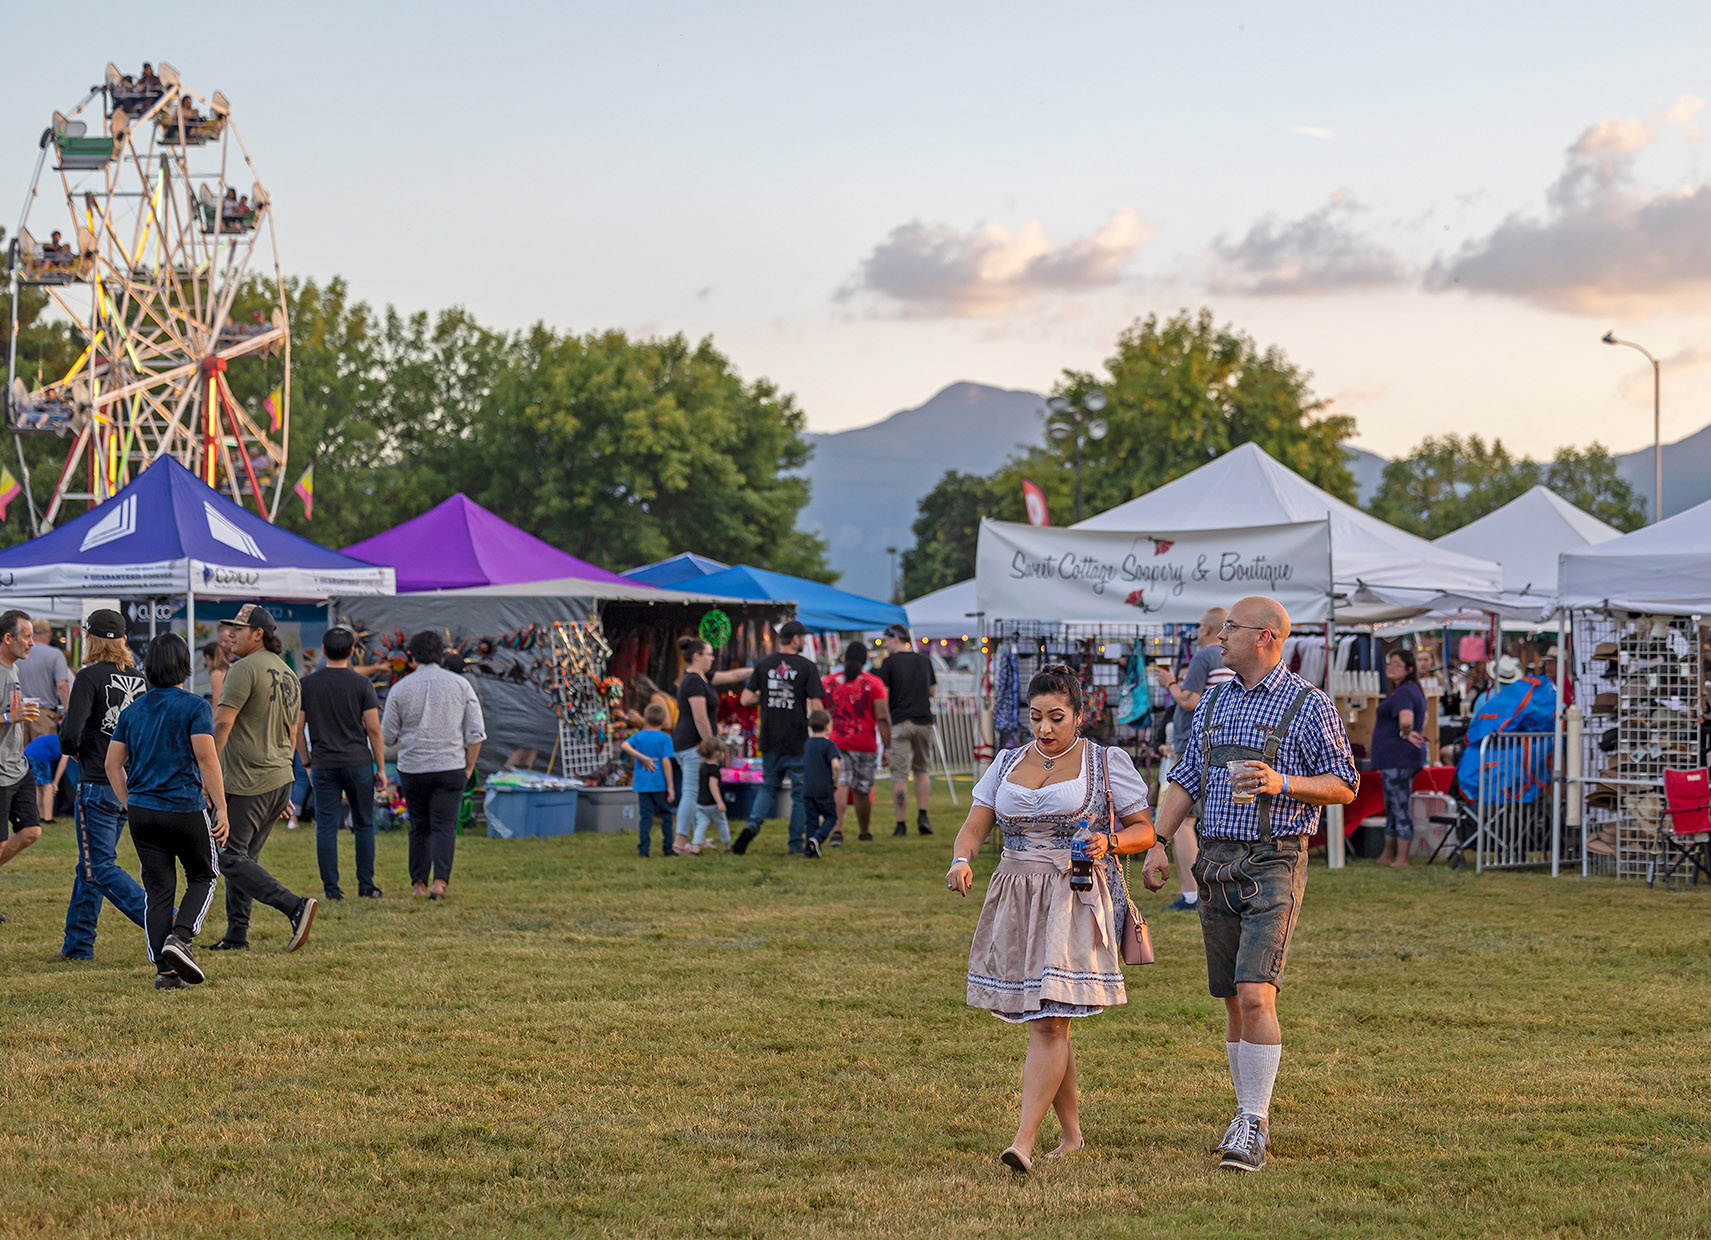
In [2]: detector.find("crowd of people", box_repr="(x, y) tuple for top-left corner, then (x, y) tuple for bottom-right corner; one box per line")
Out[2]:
(0, 606), (485, 991)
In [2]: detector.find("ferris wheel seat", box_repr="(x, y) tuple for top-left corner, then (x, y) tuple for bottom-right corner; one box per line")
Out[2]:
(53, 137), (116, 169)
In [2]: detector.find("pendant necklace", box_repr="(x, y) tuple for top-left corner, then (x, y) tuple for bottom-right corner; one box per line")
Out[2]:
(1034, 737), (1078, 771)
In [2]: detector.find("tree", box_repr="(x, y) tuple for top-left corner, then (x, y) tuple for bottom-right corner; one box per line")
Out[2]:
(1048, 308), (1356, 516)
(1543, 444), (1646, 532)
(0, 229), (83, 546)
(1367, 434), (1538, 538)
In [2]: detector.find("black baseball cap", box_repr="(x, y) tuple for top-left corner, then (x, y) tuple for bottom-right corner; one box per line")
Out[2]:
(84, 608), (125, 640)
(219, 603), (277, 633)
(884, 623), (912, 642)
(777, 619), (808, 641)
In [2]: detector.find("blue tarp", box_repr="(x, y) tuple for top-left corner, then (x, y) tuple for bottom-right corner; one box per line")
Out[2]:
(624, 552), (732, 590)
(0, 457), (394, 598)
(627, 559), (904, 632)
(1457, 676), (1557, 804)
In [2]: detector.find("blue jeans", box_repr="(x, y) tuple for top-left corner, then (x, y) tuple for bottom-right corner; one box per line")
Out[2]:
(748, 751), (807, 853)
(290, 753), (316, 821)
(637, 789), (672, 857)
(61, 782), (149, 959)
(804, 795), (838, 847)
(672, 745), (702, 840)
(312, 763), (377, 897)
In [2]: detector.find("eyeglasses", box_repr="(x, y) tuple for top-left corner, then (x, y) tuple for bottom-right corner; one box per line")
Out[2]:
(1218, 621), (1272, 637)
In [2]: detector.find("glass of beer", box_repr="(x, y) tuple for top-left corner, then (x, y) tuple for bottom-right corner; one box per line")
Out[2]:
(19, 696), (40, 721)
(1228, 760), (1256, 803)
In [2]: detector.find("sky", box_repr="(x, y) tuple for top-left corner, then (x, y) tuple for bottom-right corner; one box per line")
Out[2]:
(8, 1), (1711, 459)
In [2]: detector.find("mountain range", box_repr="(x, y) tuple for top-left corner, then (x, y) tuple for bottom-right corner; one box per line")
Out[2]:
(799, 384), (1709, 600)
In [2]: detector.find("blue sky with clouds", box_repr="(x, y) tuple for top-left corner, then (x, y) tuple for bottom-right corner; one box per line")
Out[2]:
(8, 1), (1711, 456)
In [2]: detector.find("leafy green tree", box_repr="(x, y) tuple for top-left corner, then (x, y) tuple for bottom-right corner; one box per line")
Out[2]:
(899, 461), (1078, 598)
(1367, 434), (1537, 538)
(0, 229), (83, 546)
(1543, 444), (1646, 532)
(1050, 308), (1356, 517)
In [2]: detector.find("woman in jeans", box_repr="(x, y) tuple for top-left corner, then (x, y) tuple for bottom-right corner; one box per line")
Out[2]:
(669, 637), (750, 855)
(381, 631), (486, 899)
(1373, 649), (1428, 868)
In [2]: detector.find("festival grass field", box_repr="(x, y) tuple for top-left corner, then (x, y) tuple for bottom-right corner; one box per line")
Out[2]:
(4, 783), (1709, 1240)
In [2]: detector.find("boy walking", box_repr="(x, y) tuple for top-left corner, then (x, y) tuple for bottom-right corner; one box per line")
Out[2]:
(801, 709), (840, 859)
(623, 703), (676, 858)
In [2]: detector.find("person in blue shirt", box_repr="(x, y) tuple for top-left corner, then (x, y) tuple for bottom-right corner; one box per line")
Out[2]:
(24, 732), (73, 825)
(801, 710), (841, 859)
(1373, 649), (1428, 869)
(621, 702), (677, 858)
(106, 633), (231, 991)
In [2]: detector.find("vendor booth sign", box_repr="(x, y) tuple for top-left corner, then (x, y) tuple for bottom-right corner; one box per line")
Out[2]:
(975, 518), (1333, 623)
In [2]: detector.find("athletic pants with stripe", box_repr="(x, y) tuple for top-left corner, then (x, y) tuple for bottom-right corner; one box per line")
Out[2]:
(130, 806), (220, 965)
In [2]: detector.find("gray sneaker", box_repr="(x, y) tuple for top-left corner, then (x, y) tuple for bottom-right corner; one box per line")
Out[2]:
(159, 934), (204, 985)
(1218, 1113), (1268, 1172)
(1212, 1111), (1247, 1155)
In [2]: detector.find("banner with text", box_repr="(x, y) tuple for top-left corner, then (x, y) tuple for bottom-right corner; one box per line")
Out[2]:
(975, 518), (1333, 624)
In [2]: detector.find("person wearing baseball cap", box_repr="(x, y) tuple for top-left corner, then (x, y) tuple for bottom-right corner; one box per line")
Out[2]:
(56, 609), (151, 960)
(733, 619), (825, 855)
(208, 604), (316, 952)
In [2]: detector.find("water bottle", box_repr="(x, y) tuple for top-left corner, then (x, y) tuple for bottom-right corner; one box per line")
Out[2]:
(1069, 819), (1094, 891)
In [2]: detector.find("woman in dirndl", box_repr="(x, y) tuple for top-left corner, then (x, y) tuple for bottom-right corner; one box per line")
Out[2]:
(946, 664), (1158, 1173)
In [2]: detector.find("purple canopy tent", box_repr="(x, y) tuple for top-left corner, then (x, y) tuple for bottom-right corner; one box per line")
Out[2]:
(342, 494), (634, 593)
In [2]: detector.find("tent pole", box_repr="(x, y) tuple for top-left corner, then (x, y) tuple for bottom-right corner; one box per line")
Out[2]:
(1551, 606), (1566, 878)
(187, 568), (196, 693)
(148, 597), (156, 642)
(1324, 514), (1343, 871)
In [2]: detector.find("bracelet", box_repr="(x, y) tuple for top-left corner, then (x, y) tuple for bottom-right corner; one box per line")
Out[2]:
(951, 856), (970, 868)
(1281, 774), (1291, 798)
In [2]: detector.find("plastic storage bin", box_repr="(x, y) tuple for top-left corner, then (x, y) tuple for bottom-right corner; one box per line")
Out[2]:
(575, 787), (640, 833)
(484, 788), (579, 839)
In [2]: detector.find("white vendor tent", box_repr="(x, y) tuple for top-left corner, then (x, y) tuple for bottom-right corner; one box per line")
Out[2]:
(1073, 443), (1502, 614)
(1436, 486), (1622, 596)
(905, 579), (981, 638)
(1558, 495), (1711, 615)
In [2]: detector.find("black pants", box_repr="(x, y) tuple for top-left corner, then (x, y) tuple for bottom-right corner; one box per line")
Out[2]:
(130, 805), (220, 967)
(220, 785), (300, 943)
(401, 769), (463, 885)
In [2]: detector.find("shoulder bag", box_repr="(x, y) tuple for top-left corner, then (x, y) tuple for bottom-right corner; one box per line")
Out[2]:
(1104, 747), (1155, 966)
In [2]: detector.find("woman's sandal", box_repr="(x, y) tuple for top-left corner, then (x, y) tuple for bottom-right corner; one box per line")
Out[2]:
(1000, 1146), (1033, 1174)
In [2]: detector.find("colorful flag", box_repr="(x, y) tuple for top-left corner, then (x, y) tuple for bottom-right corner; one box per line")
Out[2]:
(0, 468), (19, 521)
(263, 386), (283, 433)
(293, 462), (314, 519)
(1021, 478), (1050, 527)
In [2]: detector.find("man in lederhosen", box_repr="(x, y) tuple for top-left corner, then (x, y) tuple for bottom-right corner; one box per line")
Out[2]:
(1142, 595), (1357, 1172)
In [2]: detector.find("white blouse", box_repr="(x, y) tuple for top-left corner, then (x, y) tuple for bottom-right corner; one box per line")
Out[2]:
(973, 741), (1152, 821)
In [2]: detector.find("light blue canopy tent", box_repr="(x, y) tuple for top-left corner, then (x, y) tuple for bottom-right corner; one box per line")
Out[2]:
(624, 558), (905, 632)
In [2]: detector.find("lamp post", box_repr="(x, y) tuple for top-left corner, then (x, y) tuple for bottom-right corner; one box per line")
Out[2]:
(886, 545), (899, 603)
(1601, 331), (1661, 524)
(1045, 388), (1109, 523)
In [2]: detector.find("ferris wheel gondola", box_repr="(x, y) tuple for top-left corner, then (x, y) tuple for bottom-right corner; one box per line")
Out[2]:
(4, 60), (290, 532)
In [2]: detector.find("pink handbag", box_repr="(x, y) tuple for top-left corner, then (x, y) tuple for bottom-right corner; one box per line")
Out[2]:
(1105, 748), (1155, 966)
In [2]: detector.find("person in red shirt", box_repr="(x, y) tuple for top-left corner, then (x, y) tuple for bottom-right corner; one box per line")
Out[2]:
(823, 642), (891, 841)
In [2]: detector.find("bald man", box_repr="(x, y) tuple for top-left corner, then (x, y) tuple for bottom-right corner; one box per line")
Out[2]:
(1142, 595), (1356, 1172)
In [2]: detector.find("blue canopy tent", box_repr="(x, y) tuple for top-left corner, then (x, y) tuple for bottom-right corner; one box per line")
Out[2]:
(0, 456), (394, 643)
(623, 562), (904, 632)
(624, 552), (731, 590)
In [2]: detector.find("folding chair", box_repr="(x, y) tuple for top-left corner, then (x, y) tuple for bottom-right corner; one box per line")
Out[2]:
(1648, 768), (1711, 891)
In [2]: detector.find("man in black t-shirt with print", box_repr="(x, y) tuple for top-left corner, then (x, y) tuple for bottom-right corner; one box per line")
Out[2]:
(294, 626), (386, 900)
(877, 623), (936, 837)
(733, 619), (824, 856)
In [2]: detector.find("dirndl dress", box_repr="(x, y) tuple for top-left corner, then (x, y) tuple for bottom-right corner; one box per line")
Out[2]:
(965, 741), (1151, 1023)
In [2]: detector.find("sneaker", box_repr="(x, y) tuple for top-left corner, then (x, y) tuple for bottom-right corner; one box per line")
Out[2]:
(284, 897), (317, 953)
(154, 970), (189, 990)
(358, 887), (384, 899)
(805, 837), (822, 859)
(828, 830), (843, 847)
(208, 937), (249, 952)
(858, 831), (873, 841)
(1164, 895), (1199, 912)
(1218, 1113), (1269, 1172)
(893, 823), (907, 838)
(159, 934), (204, 985)
(917, 811), (933, 836)
(324, 892), (344, 901)
(732, 826), (757, 855)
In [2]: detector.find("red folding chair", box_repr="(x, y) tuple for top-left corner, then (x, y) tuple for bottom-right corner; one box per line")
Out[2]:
(1649, 768), (1711, 891)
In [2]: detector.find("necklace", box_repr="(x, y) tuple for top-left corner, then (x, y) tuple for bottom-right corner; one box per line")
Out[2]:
(1032, 737), (1079, 771)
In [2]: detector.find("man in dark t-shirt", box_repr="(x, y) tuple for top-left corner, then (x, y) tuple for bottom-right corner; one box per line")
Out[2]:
(294, 626), (385, 900)
(733, 619), (824, 856)
(877, 623), (936, 837)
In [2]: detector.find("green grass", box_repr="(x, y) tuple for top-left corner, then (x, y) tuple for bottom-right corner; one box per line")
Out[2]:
(3, 783), (1709, 1239)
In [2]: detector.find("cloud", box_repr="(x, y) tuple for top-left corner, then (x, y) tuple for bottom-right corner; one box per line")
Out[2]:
(836, 210), (1154, 318)
(1208, 189), (1407, 295)
(1290, 125), (1334, 141)
(1617, 344), (1711, 401)
(1430, 95), (1711, 313)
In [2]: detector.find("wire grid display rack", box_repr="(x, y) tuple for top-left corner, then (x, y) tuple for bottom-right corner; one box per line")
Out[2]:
(549, 620), (615, 779)
(1572, 612), (1703, 878)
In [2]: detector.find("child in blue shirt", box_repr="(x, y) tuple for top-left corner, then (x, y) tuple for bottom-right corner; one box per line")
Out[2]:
(621, 702), (677, 858)
(802, 709), (841, 859)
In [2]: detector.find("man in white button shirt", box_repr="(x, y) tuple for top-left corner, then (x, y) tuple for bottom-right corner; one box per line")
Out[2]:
(381, 631), (485, 900)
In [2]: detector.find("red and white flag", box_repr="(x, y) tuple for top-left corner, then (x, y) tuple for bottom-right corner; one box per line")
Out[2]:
(1021, 478), (1050, 527)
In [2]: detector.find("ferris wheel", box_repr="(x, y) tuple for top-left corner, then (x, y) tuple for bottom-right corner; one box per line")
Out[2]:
(4, 60), (290, 532)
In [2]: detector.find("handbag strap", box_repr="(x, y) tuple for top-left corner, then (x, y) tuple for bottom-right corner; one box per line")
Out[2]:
(1104, 746), (1138, 907)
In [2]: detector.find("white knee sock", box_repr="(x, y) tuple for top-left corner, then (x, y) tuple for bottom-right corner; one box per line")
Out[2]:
(1238, 1041), (1282, 1120)
(1227, 1042), (1245, 1110)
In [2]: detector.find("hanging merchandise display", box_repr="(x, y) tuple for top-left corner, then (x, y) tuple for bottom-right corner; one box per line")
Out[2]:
(549, 620), (617, 779)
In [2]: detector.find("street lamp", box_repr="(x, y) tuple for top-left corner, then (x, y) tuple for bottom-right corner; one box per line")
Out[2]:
(1045, 388), (1108, 523)
(1601, 331), (1662, 524)
(885, 545), (899, 603)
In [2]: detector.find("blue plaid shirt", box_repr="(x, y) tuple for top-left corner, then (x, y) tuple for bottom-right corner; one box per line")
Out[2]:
(1169, 661), (1357, 840)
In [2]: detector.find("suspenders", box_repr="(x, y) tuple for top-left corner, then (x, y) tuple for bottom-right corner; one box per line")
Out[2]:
(1194, 680), (1315, 841)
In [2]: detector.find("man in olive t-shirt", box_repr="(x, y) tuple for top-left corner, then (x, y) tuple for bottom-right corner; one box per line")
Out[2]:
(208, 604), (316, 952)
